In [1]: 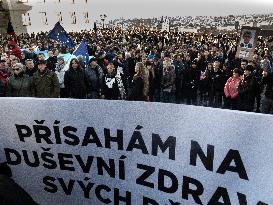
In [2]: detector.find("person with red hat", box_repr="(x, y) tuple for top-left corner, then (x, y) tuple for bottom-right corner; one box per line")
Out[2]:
(7, 42), (21, 60)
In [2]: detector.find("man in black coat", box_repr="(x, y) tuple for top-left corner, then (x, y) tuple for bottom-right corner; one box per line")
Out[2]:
(208, 60), (225, 108)
(173, 54), (185, 104)
(261, 69), (273, 114)
(46, 50), (57, 72)
(238, 65), (256, 112)
(0, 162), (39, 205)
(183, 60), (200, 105)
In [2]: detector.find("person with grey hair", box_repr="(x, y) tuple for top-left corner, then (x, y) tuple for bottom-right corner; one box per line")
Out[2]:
(55, 56), (66, 97)
(7, 63), (33, 97)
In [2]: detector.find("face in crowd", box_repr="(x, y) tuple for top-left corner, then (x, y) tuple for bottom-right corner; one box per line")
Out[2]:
(135, 64), (140, 74)
(90, 60), (97, 68)
(48, 51), (54, 57)
(0, 60), (6, 70)
(71, 59), (79, 70)
(163, 57), (172, 68)
(241, 61), (247, 70)
(213, 61), (220, 71)
(243, 32), (252, 44)
(57, 58), (64, 65)
(25, 60), (34, 69)
(244, 69), (251, 77)
(107, 63), (115, 74)
(192, 62), (198, 70)
(38, 62), (47, 72)
(12, 63), (23, 75)
(38, 54), (45, 61)
(10, 57), (19, 66)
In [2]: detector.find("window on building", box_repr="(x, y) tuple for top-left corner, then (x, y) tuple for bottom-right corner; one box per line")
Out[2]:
(57, 12), (63, 23)
(39, 12), (48, 25)
(22, 13), (31, 26)
(84, 12), (89, 23)
(17, 0), (28, 3)
(70, 12), (76, 24)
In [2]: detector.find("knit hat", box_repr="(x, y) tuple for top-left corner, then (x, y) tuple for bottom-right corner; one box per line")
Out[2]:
(245, 65), (254, 72)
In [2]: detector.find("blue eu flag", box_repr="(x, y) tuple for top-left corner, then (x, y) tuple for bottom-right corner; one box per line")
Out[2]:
(48, 22), (74, 48)
(73, 40), (89, 65)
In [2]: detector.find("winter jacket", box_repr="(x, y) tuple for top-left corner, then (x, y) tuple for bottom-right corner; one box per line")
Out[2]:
(0, 71), (8, 96)
(199, 70), (209, 93)
(85, 65), (104, 93)
(224, 76), (240, 99)
(262, 72), (273, 99)
(208, 70), (224, 92)
(162, 66), (176, 92)
(55, 64), (66, 88)
(102, 72), (120, 100)
(238, 74), (256, 111)
(46, 56), (57, 71)
(32, 69), (60, 98)
(183, 67), (200, 90)
(128, 76), (145, 101)
(7, 73), (32, 97)
(64, 68), (88, 99)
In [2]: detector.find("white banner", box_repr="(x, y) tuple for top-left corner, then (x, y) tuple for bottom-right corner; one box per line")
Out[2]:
(0, 98), (272, 205)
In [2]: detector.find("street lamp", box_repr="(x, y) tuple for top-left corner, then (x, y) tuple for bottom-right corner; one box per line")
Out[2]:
(100, 14), (107, 29)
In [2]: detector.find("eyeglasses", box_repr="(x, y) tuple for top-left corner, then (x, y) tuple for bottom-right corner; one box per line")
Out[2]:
(13, 68), (20, 71)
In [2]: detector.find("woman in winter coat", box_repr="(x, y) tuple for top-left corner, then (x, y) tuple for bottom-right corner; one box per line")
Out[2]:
(7, 63), (32, 97)
(64, 58), (88, 99)
(146, 61), (155, 102)
(199, 62), (213, 106)
(128, 62), (149, 101)
(161, 62), (176, 103)
(224, 68), (242, 110)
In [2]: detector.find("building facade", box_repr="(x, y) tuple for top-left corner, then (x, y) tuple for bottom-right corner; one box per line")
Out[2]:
(0, 0), (31, 35)
(0, 0), (94, 34)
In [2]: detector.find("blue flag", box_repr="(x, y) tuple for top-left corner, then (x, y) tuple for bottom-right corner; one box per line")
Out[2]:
(73, 40), (89, 65)
(48, 22), (74, 48)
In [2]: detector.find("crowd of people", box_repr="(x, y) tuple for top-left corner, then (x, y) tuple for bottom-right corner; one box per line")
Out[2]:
(113, 13), (273, 31)
(0, 27), (273, 114)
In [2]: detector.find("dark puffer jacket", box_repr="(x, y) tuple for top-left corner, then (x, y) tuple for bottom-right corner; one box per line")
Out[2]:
(238, 74), (256, 111)
(262, 72), (273, 99)
(64, 68), (88, 99)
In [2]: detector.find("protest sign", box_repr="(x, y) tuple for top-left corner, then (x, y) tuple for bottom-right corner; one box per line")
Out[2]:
(236, 26), (260, 60)
(0, 98), (272, 205)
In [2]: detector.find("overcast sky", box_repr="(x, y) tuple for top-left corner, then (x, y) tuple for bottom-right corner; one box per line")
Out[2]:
(90, 0), (273, 21)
